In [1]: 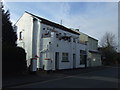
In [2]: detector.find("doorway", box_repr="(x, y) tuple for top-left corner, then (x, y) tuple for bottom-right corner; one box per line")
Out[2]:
(55, 52), (59, 70)
(73, 54), (76, 68)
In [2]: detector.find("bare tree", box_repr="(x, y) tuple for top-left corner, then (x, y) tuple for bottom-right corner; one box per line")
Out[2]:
(100, 32), (118, 65)
(100, 32), (117, 51)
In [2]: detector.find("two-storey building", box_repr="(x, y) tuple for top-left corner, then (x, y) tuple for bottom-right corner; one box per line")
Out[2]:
(15, 12), (87, 71)
(79, 32), (101, 67)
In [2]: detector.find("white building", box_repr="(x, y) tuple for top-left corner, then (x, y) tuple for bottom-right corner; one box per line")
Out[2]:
(15, 12), (87, 71)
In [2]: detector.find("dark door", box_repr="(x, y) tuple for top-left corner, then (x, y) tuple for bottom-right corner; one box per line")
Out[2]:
(84, 55), (87, 68)
(55, 52), (59, 70)
(73, 54), (76, 68)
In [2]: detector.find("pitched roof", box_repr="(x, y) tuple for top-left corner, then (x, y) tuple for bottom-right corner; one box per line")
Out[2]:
(25, 11), (80, 35)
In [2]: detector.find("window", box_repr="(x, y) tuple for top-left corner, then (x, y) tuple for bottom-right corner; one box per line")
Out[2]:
(56, 33), (59, 38)
(59, 33), (61, 36)
(77, 39), (80, 43)
(49, 42), (51, 44)
(42, 31), (51, 38)
(13, 25), (17, 32)
(64, 33), (66, 36)
(53, 27), (55, 30)
(19, 31), (22, 40)
(73, 38), (76, 43)
(43, 28), (45, 30)
(58, 33), (62, 40)
(62, 53), (69, 62)
(68, 37), (71, 42)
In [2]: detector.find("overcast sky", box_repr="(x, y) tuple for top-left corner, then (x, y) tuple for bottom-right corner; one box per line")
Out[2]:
(4, 2), (118, 46)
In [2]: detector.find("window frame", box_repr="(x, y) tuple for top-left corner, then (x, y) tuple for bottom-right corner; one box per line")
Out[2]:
(62, 53), (69, 62)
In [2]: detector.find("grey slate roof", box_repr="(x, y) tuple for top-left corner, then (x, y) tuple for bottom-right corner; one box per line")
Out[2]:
(25, 11), (80, 35)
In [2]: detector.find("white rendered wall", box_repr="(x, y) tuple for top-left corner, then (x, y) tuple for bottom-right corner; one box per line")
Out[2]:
(15, 13), (33, 67)
(40, 23), (87, 70)
(32, 18), (41, 68)
(15, 13), (87, 70)
(16, 13), (42, 68)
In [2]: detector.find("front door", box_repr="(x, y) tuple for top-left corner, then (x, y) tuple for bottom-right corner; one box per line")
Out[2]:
(73, 54), (76, 68)
(84, 55), (87, 68)
(55, 52), (59, 70)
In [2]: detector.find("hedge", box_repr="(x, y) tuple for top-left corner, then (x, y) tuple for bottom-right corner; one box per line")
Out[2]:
(2, 46), (27, 75)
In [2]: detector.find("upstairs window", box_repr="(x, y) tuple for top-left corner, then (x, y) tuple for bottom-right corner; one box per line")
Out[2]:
(73, 38), (76, 43)
(13, 25), (17, 32)
(19, 31), (22, 40)
(56, 33), (59, 38)
(42, 31), (51, 38)
(58, 33), (62, 40)
(64, 33), (66, 36)
(77, 39), (80, 43)
(43, 28), (45, 30)
(47, 27), (49, 30)
(59, 33), (61, 36)
(68, 37), (71, 42)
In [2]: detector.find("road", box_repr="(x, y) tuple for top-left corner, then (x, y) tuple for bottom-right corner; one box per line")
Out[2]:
(11, 66), (120, 88)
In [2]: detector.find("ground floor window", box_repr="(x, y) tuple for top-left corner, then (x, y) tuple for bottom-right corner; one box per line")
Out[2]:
(62, 53), (69, 62)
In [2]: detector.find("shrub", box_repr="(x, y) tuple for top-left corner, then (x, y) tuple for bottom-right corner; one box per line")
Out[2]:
(2, 46), (27, 75)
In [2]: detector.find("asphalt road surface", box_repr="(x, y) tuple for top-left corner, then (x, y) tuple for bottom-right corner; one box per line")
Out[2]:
(11, 66), (120, 88)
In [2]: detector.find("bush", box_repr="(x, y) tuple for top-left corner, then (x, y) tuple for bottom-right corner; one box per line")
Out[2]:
(2, 46), (27, 75)
(100, 46), (118, 65)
